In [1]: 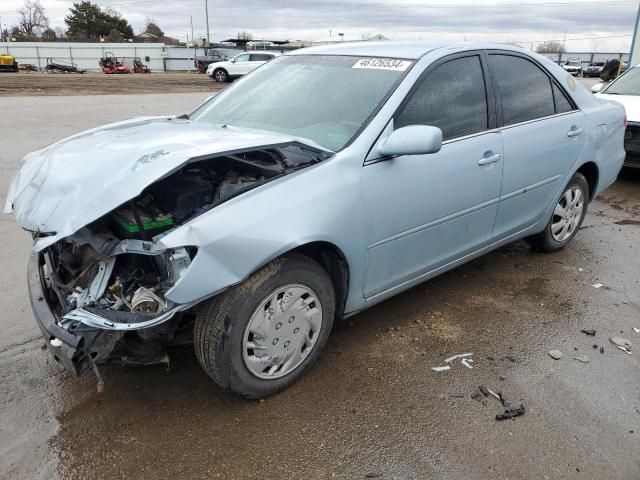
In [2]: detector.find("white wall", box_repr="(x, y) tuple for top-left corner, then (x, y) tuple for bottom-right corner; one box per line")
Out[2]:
(0, 42), (166, 71)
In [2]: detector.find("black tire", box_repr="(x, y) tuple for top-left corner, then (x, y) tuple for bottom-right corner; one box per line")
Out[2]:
(194, 254), (335, 399)
(212, 68), (228, 82)
(527, 172), (589, 252)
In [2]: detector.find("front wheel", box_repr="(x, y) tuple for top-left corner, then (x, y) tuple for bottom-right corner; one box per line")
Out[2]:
(213, 68), (228, 82)
(194, 254), (335, 399)
(527, 172), (589, 252)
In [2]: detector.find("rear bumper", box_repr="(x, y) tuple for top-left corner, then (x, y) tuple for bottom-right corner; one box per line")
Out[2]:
(28, 253), (102, 375)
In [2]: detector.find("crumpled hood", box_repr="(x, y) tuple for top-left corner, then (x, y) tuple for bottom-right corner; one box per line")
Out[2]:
(4, 116), (320, 251)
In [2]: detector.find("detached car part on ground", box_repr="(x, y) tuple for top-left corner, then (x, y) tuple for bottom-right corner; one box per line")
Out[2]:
(6, 43), (625, 399)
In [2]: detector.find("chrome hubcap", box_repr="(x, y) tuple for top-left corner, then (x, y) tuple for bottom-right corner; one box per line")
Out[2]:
(242, 284), (323, 379)
(551, 186), (584, 242)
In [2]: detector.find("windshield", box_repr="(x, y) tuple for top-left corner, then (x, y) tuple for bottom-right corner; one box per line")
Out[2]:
(566, 59), (581, 66)
(606, 67), (640, 95)
(191, 55), (413, 151)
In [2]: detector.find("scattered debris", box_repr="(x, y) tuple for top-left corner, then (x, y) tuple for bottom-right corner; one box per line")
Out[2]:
(578, 268), (584, 272)
(471, 391), (484, 402)
(633, 328), (640, 334)
(461, 358), (474, 369)
(592, 283), (605, 289)
(479, 385), (490, 397)
(617, 346), (633, 355)
(449, 393), (465, 398)
(496, 404), (526, 421)
(573, 354), (589, 363)
(548, 350), (562, 360)
(486, 387), (501, 401)
(610, 337), (632, 352)
(445, 353), (473, 363)
(581, 329), (596, 336)
(498, 392), (511, 408)
(600, 347), (604, 354)
(431, 366), (451, 372)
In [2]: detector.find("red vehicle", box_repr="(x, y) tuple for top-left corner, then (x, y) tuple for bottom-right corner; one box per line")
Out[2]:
(99, 52), (130, 74)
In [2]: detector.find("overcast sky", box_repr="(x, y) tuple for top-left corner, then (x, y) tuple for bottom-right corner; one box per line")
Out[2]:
(0, 0), (637, 51)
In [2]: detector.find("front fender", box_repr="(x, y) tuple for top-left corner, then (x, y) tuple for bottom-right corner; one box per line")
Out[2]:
(160, 153), (368, 313)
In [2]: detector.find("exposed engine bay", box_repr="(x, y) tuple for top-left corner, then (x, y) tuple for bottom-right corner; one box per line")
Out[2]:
(36, 144), (328, 372)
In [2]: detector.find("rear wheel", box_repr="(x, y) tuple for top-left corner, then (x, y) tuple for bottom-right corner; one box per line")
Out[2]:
(527, 172), (589, 252)
(213, 68), (228, 82)
(194, 254), (335, 399)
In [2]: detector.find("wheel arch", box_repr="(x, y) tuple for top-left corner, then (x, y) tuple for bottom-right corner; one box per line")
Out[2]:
(576, 161), (599, 201)
(288, 241), (350, 321)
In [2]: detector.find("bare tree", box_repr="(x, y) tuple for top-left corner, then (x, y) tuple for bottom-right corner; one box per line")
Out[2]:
(16, 0), (48, 38)
(536, 40), (566, 54)
(237, 31), (253, 41)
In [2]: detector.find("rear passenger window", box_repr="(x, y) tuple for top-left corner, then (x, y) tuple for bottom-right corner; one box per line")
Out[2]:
(552, 83), (574, 113)
(250, 54), (272, 61)
(396, 55), (488, 140)
(489, 55), (555, 125)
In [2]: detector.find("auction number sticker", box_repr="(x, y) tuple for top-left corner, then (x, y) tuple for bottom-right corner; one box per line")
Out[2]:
(353, 58), (411, 71)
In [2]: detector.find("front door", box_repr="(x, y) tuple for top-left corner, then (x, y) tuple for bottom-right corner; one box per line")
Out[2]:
(362, 53), (504, 299)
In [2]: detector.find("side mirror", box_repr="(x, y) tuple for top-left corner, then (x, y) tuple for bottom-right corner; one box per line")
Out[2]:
(379, 125), (443, 157)
(591, 83), (604, 93)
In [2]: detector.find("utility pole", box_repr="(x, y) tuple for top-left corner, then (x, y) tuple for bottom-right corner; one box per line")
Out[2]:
(190, 16), (194, 42)
(204, 0), (210, 47)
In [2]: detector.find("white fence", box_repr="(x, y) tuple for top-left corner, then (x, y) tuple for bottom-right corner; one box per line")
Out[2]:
(0, 42), (166, 71)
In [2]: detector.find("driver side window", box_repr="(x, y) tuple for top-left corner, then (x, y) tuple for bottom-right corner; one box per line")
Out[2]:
(395, 55), (489, 140)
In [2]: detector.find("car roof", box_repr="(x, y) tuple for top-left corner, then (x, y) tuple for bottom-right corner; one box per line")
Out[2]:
(237, 51), (280, 56)
(284, 41), (540, 60)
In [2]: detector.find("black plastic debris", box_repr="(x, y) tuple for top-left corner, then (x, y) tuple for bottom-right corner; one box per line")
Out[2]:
(471, 391), (484, 402)
(600, 347), (604, 354)
(592, 344), (598, 349)
(479, 385), (490, 397)
(581, 329), (596, 336)
(496, 404), (526, 421)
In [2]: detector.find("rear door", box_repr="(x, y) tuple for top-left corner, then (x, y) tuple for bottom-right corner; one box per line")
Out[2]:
(488, 52), (587, 238)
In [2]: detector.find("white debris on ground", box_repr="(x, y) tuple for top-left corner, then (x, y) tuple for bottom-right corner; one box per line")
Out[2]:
(432, 353), (474, 372)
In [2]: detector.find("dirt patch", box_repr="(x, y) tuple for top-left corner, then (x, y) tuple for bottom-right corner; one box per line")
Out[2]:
(0, 71), (225, 96)
(614, 219), (640, 226)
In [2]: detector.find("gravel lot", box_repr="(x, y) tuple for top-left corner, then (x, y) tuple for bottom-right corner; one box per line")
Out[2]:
(0, 79), (639, 480)
(0, 71), (224, 96)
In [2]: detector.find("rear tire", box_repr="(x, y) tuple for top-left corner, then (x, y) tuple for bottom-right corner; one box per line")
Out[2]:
(527, 172), (589, 252)
(194, 254), (335, 399)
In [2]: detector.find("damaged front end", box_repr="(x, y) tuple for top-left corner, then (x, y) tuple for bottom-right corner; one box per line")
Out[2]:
(25, 141), (329, 377)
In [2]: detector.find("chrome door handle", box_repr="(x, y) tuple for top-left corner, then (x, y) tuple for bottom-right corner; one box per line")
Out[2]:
(478, 153), (502, 166)
(567, 127), (583, 137)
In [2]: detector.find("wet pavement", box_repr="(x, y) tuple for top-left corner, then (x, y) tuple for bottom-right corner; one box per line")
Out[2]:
(1, 91), (639, 480)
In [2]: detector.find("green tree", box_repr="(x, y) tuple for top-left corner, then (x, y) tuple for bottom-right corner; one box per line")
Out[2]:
(65, 1), (133, 41)
(41, 27), (57, 41)
(106, 28), (123, 42)
(144, 18), (163, 37)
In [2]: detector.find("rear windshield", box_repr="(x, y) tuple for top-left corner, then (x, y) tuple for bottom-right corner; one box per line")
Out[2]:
(192, 55), (413, 151)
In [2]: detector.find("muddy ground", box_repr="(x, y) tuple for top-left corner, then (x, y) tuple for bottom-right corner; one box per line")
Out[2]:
(1, 87), (639, 480)
(0, 71), (224, 96)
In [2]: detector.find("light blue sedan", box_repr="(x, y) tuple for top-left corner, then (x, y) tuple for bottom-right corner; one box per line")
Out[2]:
(6, 42), (625, 398)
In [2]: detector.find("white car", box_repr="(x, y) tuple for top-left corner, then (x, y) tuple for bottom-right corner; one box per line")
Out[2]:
(562, 58), (583, 76)
(594, 65), (640, 168)
(206, 51), (280, 82)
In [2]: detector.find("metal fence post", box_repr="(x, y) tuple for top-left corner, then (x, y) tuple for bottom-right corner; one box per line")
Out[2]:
(69, 46), (73, 64)
(35, 45), (41, 69)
